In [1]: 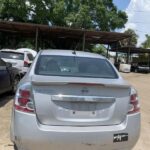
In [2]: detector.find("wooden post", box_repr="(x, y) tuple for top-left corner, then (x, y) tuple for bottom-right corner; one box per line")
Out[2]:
(82, 32), (85, 51)
(35, 27), (39, 51)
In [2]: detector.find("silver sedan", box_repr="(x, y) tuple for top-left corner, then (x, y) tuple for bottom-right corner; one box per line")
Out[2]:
(11, 50), (140, 150)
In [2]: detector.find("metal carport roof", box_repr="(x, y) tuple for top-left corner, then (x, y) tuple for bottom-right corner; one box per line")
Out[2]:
(110, 46), (150, 54)
(0, 21), (130, 45)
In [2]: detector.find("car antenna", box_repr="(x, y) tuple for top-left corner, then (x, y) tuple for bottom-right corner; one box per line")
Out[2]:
(73, 39), (82, 55)
(72, 50), (76, 55)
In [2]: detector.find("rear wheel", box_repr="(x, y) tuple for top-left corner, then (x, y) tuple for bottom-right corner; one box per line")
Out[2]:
(134, 68), (138, 73)
(14, 144), (18, 150)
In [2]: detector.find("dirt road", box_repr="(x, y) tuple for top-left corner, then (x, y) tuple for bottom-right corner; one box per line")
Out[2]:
(122, 73), (150, 150)
(0, 73), (150, 150)
(0, 94), (13, 150)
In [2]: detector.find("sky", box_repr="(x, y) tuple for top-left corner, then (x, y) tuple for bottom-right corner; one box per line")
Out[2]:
(113, 0), (150, 46)
(113, 0), (130, 10)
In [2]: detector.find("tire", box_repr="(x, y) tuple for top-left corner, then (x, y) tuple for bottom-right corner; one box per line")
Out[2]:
(134, 68), (138, 73)
(12, 76), (20, 94)
(14, 144), (18, 150)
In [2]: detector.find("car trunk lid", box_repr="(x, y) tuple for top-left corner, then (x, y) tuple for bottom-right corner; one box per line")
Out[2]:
(32, 75), (130, 126)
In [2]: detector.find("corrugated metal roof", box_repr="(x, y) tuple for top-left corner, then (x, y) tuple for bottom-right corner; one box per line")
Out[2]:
(0, 21), (130, 44)
(111, 46), (150, 54)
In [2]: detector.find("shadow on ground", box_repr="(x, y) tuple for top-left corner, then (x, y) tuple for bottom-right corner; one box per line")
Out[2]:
(0, 93), (14, 108)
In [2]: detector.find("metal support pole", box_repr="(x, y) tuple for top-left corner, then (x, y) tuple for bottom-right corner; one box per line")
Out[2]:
(35, 27), (39, 51)
(114, 42), (120, 70)
(0, 32), (3, 49)
(82, 32), (85, 51)
(127, 46), (131, 64)
(115, 52), (118, 63)
(148, 53), (150, 71)
(115, 42), (119, 64)
(107, 44), (110, 58)
(127, 37), (131, 64)
(41, 38), (44, 49)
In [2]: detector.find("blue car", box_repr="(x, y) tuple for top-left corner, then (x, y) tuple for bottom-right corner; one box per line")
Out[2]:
(0, 58), (20, 94)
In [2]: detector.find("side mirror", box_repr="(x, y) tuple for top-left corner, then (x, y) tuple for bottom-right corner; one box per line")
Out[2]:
(6, 62), (12, 68)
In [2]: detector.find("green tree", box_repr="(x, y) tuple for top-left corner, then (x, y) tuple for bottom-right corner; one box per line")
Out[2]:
(92, 44), (107, 55)
(142, 34), (150, 48)
(0, 0), (128, 31)
(136, 34), (150, 64)
(121, 29), (138, 47)
(0, 0), (29, 22)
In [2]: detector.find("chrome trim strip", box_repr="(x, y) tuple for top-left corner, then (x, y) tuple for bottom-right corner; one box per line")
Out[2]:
(51, 95), (115, 103)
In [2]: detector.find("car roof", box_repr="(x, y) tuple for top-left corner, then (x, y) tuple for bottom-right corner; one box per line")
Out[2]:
(0, 49), (25, 54)
(17, 48), (37, 57)
(40, 49), (106, 59)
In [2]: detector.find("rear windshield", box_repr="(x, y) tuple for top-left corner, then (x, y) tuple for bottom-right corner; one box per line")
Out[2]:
(35, 55), (118, 79)
(0, 51), (24, 60)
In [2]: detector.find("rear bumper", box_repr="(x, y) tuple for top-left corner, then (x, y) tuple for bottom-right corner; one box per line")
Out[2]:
(12, 111), (140, 150)
(22, 67), (29, 73)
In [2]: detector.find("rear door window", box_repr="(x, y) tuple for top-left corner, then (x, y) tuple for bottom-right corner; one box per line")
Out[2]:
(0, 52), (24, 60)
(35, 55), (118, 79)
(27, 53), (34, 61)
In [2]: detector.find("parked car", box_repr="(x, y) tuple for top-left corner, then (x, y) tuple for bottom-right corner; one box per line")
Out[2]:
(131, 62), (150, 73)
(0, 58), (20, 94)
(17, 48), (37, 57)
(11, 50), (140, 150)
(119, 63), (131, 73)
(0, 49), (34, 77)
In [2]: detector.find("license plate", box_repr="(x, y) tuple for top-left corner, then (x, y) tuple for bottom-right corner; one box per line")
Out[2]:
(113, 133), (128, 143)
(71, 110), (96, 116)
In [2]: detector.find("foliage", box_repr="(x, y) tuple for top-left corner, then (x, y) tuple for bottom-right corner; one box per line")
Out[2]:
(92, 44), (107, 55)
(0, 0), (128, 31)
(0, 0), (29, 22)
(121, 28), (138, 47)
(141, 34), (150, 48)
(17, 40), (34, 49)
(133, 34), (150, 64)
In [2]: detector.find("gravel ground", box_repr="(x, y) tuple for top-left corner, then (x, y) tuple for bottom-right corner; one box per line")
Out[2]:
(0, 73), (150, 150)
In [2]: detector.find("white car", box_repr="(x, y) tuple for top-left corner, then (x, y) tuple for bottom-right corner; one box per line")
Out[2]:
(0, 49), (34, 77)
(17, 48), (37, 57)
(11, 50), (140, 150)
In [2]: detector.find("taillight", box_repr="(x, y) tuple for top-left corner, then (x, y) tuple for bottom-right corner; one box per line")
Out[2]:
(128, 88), (140, 114)
(24, 61), (29, 67)
(14, 83), (34, 113)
